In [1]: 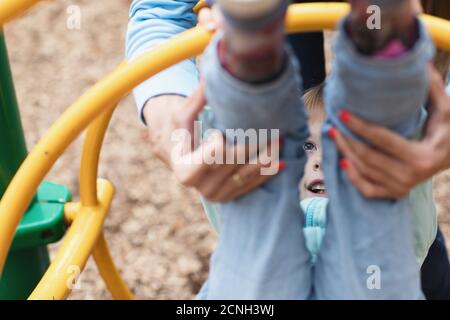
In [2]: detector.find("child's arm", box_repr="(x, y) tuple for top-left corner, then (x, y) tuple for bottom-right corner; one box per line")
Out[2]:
(201, 0), (309, 139)
(327, 17), (435, 138)
(126, 0), (199, 123)
(202, 36), (307, 138)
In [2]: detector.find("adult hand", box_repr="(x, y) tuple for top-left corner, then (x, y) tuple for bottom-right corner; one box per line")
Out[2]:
(143, 85), (284, 203)
(198, 5), (223, 32)
(333, 65), (450, 199)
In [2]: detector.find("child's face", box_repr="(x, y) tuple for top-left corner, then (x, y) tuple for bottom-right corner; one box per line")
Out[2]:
(300, 117), (326, 200)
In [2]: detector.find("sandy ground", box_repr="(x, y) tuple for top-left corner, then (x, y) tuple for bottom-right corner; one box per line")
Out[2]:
(3, 0), (450, 300)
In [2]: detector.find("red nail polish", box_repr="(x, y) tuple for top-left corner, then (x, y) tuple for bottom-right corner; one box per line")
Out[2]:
(339, 159), (350, 170)
(278, 161), (287, 172)
(328, 127), (337, 140)
(340, 110), (351, 124)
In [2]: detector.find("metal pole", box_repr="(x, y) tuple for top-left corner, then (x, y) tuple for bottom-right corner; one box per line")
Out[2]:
(0, 31), (27, 195)
(0, 30), (50, 300)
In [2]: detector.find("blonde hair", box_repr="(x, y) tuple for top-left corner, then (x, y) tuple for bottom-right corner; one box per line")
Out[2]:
(422, 0), (450, 79)
(303, 82), (326, 122)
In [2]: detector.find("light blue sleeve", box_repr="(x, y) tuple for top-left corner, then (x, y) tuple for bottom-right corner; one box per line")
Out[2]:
(126, 0), (200, 123)
(446, 80), (450, 95)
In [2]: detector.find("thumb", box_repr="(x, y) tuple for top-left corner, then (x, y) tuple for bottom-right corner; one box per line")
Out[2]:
(184, 80), (207, 123)
(175, 81), (207, 152)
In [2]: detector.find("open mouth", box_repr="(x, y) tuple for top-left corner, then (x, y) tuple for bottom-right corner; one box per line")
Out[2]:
(307, 179), (326, 195)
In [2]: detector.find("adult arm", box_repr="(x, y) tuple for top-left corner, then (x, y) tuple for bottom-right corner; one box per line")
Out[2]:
(126, 0), (199, 122)
(127, 3), (281, 202)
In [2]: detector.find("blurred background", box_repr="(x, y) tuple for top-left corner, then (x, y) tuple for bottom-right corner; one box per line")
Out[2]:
(2, 0), (449, 299)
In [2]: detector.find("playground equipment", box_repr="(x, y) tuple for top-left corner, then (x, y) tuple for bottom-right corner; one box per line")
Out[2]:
(0, 1), (449, 300)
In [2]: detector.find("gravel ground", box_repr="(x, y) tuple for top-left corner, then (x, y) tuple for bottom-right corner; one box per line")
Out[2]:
(3, 0), (449, 300)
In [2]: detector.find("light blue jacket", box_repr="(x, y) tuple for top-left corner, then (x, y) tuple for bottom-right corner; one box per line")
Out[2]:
(126, 0), (199, 122)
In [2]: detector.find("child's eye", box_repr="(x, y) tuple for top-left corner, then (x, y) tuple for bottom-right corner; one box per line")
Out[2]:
(303, 141), (317, 152)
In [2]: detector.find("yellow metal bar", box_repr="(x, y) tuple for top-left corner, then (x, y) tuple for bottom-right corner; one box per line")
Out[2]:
(79, 100), (133, 299)
(0, 26), (211, 274)
(64, 202), (133, 299)
(92, 233), (134, 300)
(0, 1), (450, 281)
(193, 0), (206, 14)
(63, 201), (78, 224)
(421, 14), (450, 52)
(0, 0), (45, 25)
(196, 2), (450, 52)
(29, 179), (114, 300)
(80, 107), (116, 207)
(286, 2), (349, 33)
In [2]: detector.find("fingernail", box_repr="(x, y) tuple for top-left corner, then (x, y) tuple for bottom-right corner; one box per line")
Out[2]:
(339, 159), (350, 170)
(340, 110), (351, 124)
(278, 161), (287, 172)
(328, 127), (337, 140)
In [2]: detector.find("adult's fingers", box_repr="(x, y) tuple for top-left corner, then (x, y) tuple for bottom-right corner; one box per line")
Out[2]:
(172, 130), (226, 187)
(334, 130), (397, 185)
(220, 170), (276, 202)
(173, 121), (282, 201)
(198, 5), (223, 30)
(206, 136), (281, 202)
(334, 130), (412, 197)
(341, 112), (418, 163)
(198, 135), (281, 201)
(176, 82), (207, 128)
(171, 83), (208, 157)
(343, 159), (398, 199)
(209, 160), (281, 202)
(195, 163), (239, 200)
(198, 7), (217, 31)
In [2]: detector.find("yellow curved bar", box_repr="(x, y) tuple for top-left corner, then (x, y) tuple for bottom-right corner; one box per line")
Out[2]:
(92, 233), (134, 300)
(193, 0), (206, 14)
(65, 202), (133, 299)
(63, 202), (78, 223)
(286, 2), (349, 33)
(79, 103), (133, 299)
(0, 0), (45, 25)
(0, 25), (211, 274)
(1, 1), (450, 279)
(80, 107), (116, 207)
(29, 179), (114, 300)
(421, 14), (450, 52)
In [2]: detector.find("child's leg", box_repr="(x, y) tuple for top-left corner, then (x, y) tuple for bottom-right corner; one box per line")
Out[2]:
(201, 35), (311, 300)
(315, 6), (435, 299)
